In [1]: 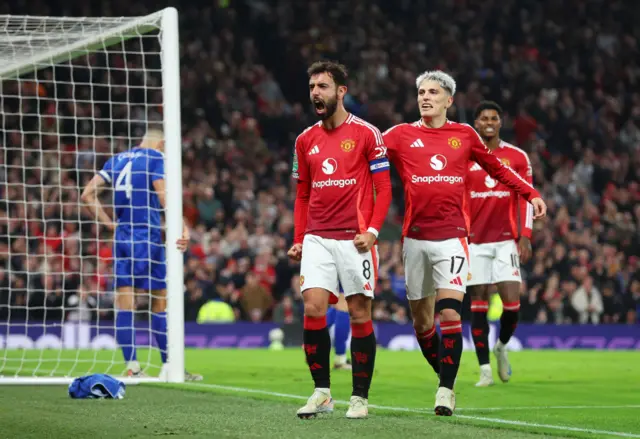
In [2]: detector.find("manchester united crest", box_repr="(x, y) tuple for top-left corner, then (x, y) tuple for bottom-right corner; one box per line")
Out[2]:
(340, 139), (356, 152)
(500, 158), (511, 167)
(448, 137), (462, 149)
(299, 275), (305, 286)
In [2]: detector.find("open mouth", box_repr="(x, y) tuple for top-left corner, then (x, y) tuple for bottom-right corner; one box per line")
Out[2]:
(485, 127), (496, 134)
(421, 104), (433, 111)
(314, 100), (326, 113)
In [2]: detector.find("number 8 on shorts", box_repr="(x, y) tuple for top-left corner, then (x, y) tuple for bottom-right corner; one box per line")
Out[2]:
(300, 234), (379, 301)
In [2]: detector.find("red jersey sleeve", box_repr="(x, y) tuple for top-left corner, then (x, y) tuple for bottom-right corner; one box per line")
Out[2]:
(517, 151), (534, 239)
(292, 136), (310, 244)
(364, 124), (392, 235)
(382, 124), (401, 164)
(466, 125), (540, 202)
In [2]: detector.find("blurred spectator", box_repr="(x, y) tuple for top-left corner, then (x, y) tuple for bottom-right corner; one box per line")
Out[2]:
(0, 0), (638, 326)
(571, 277), (604, 324)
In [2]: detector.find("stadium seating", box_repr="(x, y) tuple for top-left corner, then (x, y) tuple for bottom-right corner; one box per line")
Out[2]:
(1, 0), (638, 326)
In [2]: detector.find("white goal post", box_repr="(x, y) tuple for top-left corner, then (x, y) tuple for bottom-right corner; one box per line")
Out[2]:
(0, 8), (184, 384)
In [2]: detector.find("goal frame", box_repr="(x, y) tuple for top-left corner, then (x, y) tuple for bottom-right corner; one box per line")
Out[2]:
(0, 7), (185, 385)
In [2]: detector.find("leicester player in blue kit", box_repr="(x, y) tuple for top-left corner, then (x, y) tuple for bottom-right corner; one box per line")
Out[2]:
(82, 128), (201, 380)
(327, 293), (351, 370)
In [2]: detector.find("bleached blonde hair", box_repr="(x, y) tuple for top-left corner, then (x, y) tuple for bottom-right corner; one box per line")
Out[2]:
(415, 70), (457, 96)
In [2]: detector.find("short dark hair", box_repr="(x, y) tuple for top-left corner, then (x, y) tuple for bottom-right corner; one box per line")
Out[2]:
(307, 61), (348, 87)
(474, 101), (503, 120)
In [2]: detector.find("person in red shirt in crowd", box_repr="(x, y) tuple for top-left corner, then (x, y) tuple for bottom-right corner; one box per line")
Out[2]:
(383, 70), (546, 416)
(288, 61), (392, 420)
(466, 101), (535, 387)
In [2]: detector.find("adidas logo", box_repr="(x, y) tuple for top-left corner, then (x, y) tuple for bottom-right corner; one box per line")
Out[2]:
(410, 139), (424, 148)
(513, 269), (520, 277)
(364, 282), (372, 291)
(470, 162), (482, 171)
(309, 145), (320, 155)
(449, 276), (463, 286)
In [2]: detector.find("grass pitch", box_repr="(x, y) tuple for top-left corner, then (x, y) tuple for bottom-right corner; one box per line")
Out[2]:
(1, 348), (639, 438)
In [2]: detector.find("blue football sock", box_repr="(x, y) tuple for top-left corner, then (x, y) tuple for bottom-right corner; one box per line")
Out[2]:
(326, 307), (337, 328)
(151, 312), (168, 363)
(334, 310), (350, 356)
(116, 310), (137, 362)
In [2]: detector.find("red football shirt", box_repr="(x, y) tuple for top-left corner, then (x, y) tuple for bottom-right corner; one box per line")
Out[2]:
(466, 140), (534, 244)
(383, 119), (540, 241)
(292, 114), (391, 241)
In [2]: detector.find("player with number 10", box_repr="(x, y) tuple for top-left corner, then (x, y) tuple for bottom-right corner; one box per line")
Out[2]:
(382, 71), (547, 416)
(81, 128), (200, 380)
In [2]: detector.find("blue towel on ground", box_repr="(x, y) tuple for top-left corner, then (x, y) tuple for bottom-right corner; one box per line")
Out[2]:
(68, 374), (126, 399)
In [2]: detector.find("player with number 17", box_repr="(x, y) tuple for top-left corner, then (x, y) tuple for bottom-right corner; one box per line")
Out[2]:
(382, 71), (546, 416)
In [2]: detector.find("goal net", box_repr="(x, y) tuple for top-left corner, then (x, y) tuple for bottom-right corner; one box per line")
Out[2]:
(0, 8), (185, 384)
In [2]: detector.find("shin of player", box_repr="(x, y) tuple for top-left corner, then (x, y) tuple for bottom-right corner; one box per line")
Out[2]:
(82, 129), (198, 380)
(383, 71), (546, 416)
(468, 101), (533, 386)
(288, 61), (392, 419)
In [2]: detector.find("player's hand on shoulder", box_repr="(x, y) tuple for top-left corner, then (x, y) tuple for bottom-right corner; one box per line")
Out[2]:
(531, 197), (547, 220)
(353, 232), (376, 253)
(287, 243), (303, 262)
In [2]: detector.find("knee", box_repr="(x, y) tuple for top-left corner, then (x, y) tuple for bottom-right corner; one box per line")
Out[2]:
(304, 301), (326, 318)
(438, 298), (462, 322)
(150, 289), (166, 313)
(347, 295), (371, 323)
(470, 285), (489, 301)
(412, 315), (435, 334)
(151, 298), (166, 313)
(115, 289), (135, 311)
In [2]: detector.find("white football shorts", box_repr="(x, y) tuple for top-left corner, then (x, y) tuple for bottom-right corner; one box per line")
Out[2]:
(403, 237), (470, 300)
(467, 239), (522, 286)
(299, 234), (378, 300)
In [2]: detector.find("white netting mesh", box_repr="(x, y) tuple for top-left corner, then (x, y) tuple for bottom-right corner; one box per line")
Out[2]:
(0, 12), (170, 379)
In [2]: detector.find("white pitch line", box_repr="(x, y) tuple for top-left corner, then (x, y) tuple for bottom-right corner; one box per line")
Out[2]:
(456, 405), (640, 412)
(189, 383), (640, 438)
(455, 414), (640, 438)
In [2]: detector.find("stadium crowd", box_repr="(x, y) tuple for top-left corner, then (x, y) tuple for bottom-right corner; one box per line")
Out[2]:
(0, 0), (639, 326)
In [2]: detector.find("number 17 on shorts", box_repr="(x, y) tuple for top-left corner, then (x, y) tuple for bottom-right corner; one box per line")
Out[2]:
(403, 237), (470, 300)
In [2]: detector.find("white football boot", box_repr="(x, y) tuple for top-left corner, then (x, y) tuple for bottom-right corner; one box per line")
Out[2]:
(126, 360), (144, 377)
(297, 388), (334, 419)
(493, 340), (512, 383)
(345, 396), (368, 419)
(434, 387), (456, 416)
(333, 355), (352, 370)
(475, 364), (495, 387)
